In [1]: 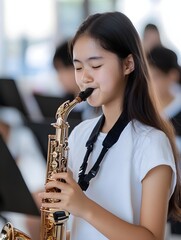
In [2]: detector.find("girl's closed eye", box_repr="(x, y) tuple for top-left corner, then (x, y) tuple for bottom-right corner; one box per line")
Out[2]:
(74, 65), (83, 71)
(92, 65), (102, 69)
(75, 67), (82, 71)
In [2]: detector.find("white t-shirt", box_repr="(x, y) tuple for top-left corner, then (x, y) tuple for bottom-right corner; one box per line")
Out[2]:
(68, 117), (177, 240)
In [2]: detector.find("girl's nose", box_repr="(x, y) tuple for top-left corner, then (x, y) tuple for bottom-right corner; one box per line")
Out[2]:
(81, 69), (93, 83)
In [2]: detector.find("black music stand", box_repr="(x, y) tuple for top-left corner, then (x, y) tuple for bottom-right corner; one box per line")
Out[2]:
(0, 135), (40, 216)
(26, 116), (82, 160)
(33, 93), (82, 119)
(26, 120), (55, 160)
(0, 78), (29, 118)
(33, 93), (69, 119)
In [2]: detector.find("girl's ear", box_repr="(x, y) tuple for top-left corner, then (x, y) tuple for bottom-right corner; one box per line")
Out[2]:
(124, 54), (135, 75)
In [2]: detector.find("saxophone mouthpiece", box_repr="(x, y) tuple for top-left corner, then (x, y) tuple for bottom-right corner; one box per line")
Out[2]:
(78, 88), (94, 101)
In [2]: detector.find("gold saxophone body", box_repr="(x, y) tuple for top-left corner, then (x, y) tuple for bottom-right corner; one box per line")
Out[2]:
(40, 88), (93, 240)
(0, 88), (93, 240)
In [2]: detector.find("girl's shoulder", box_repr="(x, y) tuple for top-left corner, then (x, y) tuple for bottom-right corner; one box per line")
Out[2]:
(70, 117), (171, 148)
(132, 120), (176, 195)
(131, 120), (167, 138)
(128, 120), (172, 150)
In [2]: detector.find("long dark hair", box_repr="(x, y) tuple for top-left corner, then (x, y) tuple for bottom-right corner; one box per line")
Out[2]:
(70, 11), (181, 220)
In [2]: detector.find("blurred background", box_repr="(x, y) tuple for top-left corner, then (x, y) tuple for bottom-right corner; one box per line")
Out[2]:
(0, 0), (181, 239)
(0, 0), (181, 102)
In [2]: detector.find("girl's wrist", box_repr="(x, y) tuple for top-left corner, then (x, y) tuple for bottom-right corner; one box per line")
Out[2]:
(80, 197), (94, 222)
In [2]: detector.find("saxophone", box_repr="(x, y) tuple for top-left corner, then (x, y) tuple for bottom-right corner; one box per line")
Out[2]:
(0, 88), (93, 240)
(40, 88), (93, 240)
(0, 222), (31, 240)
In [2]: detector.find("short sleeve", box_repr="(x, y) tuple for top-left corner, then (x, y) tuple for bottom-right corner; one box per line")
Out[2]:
(137, 129), (177, 198)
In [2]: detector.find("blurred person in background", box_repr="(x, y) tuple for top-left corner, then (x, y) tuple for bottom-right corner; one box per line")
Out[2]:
(147, 45), (181, 236)
(53, 40), (80, 100)
(147, 46), (181, 155)
(53, 40), (101, 120)
(0, 106), (46, 239)
(142, 23), (162, 55)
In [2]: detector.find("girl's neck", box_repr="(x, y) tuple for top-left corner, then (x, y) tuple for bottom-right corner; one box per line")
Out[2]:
(101, 105), (122, 133)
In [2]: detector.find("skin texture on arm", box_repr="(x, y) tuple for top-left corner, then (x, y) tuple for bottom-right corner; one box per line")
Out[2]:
(66, 231), (70, 240)
(39, 165), (172, 240)
(140, 165), (172, 239)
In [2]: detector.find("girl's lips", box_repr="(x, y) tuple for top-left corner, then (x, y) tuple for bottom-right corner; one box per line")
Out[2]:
(88, 88), (95, 97)
(84, 88), (95, 95)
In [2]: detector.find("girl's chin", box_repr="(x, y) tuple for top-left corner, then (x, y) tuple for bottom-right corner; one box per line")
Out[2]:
(87, 99), (101, 108)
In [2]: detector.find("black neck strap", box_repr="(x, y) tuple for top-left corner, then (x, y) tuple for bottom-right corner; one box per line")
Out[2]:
(78, 111), (129, 191)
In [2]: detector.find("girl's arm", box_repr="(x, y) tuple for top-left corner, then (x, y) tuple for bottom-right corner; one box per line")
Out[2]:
(66, 231), (70, 240)
(39, 165), (172, 240)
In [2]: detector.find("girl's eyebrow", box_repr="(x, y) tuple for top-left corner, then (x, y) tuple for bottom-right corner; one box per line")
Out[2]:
(73, 56), (103, 63)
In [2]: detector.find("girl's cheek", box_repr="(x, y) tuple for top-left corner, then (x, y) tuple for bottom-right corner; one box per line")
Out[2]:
(75, 79), (82, 89)
(76, 76), (84, 89)
(75, 75), (81, 85)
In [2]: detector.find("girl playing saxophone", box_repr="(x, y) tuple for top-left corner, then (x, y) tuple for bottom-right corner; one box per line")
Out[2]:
(39, 11), (181, 240)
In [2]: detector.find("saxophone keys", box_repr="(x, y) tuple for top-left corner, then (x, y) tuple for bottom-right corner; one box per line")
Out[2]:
(51, 160), (58, 169)
(52, 151), (58, 158)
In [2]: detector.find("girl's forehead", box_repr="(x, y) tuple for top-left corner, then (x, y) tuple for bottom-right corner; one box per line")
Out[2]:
(73, 36), (106, 60)
(73, 36), (101, 51)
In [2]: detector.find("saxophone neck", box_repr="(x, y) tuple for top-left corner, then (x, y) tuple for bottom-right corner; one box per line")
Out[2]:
(55, 88), (94, 121)
(56, 97), (81, 122)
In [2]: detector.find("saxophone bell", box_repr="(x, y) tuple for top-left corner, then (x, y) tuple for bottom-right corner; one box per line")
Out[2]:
(0, 222), (31, 240)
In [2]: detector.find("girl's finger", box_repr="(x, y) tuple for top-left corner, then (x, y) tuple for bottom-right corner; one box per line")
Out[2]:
(45, 179), (66, 190)
(39, 192), (62, 200)
(51, 172), (76, 185)
(41, 202), (64, 210)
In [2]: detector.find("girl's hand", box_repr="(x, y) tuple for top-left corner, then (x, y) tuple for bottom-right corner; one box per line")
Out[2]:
(39, 171), (90, 218)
